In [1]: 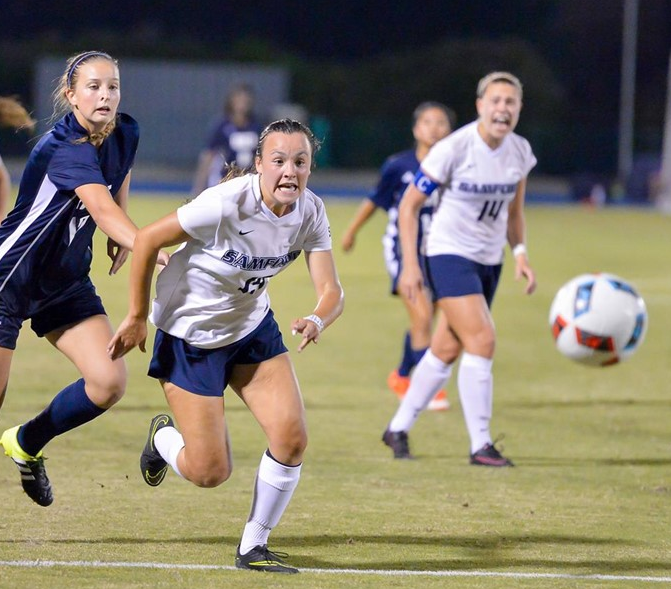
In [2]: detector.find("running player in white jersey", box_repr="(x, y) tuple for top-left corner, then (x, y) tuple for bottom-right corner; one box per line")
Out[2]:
(0, 51), (168, 507)
(382, 72), (537, 466)
(342, 102), (454, 411)
(108, 119), (344, 574)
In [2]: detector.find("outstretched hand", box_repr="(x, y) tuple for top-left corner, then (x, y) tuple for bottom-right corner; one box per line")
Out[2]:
(107, 316), (148, 360)
(515, 257), (537, 295)
(290, 317), (322, 352)
(107, 239), (129, 275)
(398, 265), (424, 304)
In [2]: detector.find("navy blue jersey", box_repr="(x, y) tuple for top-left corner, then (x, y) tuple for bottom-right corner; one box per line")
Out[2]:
(0, 112), (139, 315)
(368, 149), (436, 288)
(205, 117), (262, 172)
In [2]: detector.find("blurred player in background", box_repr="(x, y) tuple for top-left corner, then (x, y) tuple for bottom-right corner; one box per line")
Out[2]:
(0, 51), (167, 506)
(342, 102), (455, 411)
(0, 96), (36, 220)
(383, 72), (537, 466)
(191, 83), (263, 196)
(108, 119), (344, 574)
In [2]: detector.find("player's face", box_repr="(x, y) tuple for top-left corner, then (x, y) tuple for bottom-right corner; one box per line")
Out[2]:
(66, 59), (120, 134)
(230, 90), (254, 117)
(413, 107), (451, 149)
(255, 131), (312, 216)
(476, 81), (522, 148)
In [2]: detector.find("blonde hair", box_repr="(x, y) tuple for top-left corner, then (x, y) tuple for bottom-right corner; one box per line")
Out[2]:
(0, 96), (36, 133)
(52, 51), (118, 148)
(476, 71), (523, 100)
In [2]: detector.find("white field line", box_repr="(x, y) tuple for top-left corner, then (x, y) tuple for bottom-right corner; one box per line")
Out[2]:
(0, 560), (670, 583)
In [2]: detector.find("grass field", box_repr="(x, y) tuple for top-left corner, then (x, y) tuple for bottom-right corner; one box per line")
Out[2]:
(1, 194), (671, 589)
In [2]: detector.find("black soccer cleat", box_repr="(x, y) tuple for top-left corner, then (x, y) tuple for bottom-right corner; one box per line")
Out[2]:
(382, 428), (414, 460)
(140, 414), (174, 486)
(470, 442), (515, 467)
(0, 425), (54, 507)
(235, 544), (299, 574)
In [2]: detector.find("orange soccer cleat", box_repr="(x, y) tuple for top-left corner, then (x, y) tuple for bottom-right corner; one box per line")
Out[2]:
(387, 370), (410, 400)
(387, 370), (450, 410)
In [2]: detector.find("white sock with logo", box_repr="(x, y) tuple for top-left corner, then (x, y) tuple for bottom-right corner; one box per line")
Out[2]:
(239, 451), (302, 555)
(458, 352), (494, 453)
(388, 350), (453, 432)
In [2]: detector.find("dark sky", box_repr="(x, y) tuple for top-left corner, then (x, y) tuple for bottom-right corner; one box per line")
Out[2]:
(2, 0), (668, 62)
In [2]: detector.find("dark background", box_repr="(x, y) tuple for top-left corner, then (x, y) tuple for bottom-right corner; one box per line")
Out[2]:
(2, 0), (671, 183)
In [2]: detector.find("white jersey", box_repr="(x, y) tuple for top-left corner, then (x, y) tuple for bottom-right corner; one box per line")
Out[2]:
(421, 121), (536, 265)
(150, 173), (332, 348)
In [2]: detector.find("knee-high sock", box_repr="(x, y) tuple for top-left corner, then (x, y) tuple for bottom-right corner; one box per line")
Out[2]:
(458, 353), (494, 453)
(18, 379), (105, 456)
(388, 350), (453, 432)
(154, 425), (185, 478)
(239, 450), (301, 554)
(397, 331), (414, 377)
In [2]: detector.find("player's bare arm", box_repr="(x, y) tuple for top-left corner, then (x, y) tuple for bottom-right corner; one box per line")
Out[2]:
(108, 212), (189, 359)
(291, 250), (344, 352)
(397, 182), (428, 302)
(507, 178), (536, 294)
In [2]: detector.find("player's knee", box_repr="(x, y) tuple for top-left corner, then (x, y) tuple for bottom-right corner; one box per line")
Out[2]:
(271, 429), (307, 465)
(189, 456), (233, 488)
(470, 332), (496, 358)
(86, 368), (127, 407)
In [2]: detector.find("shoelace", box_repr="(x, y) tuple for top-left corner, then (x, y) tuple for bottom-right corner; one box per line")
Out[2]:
(261, 547), (290, 561)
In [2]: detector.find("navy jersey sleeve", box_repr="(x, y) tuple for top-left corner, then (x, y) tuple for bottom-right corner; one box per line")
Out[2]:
(368, 156), (401, 212)
(48, 141), (106, 192)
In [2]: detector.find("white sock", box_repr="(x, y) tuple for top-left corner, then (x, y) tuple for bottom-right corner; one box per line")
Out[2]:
(458, 353), (494, 453)
(388, 350), (453, 432)
(239, 451), (301, 555)
(154, 426), (185, 479)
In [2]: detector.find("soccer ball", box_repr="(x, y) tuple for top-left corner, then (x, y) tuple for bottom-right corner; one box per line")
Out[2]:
(549, 273), (648, 367)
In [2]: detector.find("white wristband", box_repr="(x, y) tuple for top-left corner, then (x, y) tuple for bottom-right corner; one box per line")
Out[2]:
(303, 314), (324, 333)
(512, 243), (527, 257)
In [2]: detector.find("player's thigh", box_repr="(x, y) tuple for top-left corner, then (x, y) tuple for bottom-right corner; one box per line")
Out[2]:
(46, 315), (127, 406)
(436, 295), (496, 355)
(228, 353), (306, 462)
(162, 381), (231, 472)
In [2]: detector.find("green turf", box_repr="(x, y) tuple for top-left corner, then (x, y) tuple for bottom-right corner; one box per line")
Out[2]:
(1, 195), (670, 588)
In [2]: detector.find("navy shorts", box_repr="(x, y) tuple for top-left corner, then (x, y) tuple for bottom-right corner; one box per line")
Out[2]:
(148, 309), (288, 397)
(0, 279), (105, 350)
(426, 254), (502, 308)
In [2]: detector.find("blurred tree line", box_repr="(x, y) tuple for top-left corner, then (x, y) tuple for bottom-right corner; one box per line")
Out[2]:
(1, 1), (669, 177)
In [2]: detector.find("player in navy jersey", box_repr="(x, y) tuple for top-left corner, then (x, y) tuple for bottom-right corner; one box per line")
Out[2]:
(342, 102), (454, 410)
(191, 83), (263, 196)
(0, 51), (168, 506)
(383, 72), (537, 467)
(108, 119), (344, 574)
(0, 96), (36, 220)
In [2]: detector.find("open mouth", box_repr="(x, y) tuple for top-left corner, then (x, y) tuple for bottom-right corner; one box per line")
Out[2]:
(277, 183), (298, 194)
(492, 115), (510, 127)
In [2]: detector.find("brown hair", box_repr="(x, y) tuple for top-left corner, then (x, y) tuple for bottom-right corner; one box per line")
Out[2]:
(218, 119), (322, 184)
(0, 96), (36, 133)
(52, 51), (119, 148)
(256, 119), (321, 170)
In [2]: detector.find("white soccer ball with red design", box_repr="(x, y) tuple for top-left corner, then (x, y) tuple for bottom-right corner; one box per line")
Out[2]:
(549, 273), (647, 367)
